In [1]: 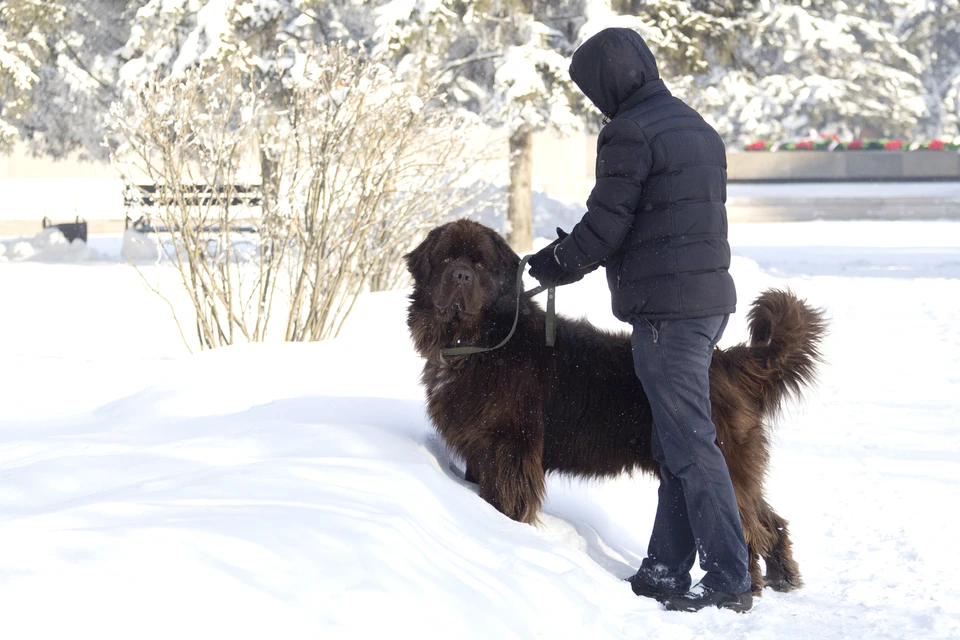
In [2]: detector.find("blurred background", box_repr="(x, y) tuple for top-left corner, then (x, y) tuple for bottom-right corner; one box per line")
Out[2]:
(2, 0), (960, 242)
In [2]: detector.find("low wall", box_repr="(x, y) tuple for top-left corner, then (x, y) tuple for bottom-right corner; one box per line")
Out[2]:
(726, 182), (960, 222)
(727, 150), (960, 182)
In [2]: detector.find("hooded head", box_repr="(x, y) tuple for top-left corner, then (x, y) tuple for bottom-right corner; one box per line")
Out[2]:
(569, 27), (661, 119)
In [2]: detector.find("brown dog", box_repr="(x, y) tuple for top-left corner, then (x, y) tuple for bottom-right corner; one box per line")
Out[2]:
(405, 219), (826, 595)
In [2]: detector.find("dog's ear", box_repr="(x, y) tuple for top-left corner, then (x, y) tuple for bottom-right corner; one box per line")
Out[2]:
(487, 229), (520, 296)
(486, 227), (521, 282)
(404, 229), (439, 284)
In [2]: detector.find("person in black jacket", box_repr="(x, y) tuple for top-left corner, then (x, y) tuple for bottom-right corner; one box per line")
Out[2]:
(528, 27), (752, 613)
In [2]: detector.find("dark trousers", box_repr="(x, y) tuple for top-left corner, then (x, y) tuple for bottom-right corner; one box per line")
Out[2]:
(630, 315), (751, 595)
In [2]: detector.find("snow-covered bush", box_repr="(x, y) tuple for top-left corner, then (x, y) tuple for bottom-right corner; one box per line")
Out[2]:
(111, 43), (488, 349)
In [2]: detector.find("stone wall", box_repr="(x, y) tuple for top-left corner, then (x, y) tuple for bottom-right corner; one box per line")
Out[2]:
(727, 150), (960, 182)
(726, 182), (960, 222)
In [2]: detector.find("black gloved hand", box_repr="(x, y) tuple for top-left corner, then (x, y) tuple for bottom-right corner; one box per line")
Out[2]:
(528, 228), (585, 288)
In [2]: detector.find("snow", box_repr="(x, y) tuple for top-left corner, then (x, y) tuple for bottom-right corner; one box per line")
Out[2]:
(0, 227), (100, 262)
(578, 0), (663, 45)
(495, 46), (548, 105)
(1, 216), (959, 639)
(0, 31), (39, 91)
(728, 220), (960, 278)
(171, 0), (234, 75)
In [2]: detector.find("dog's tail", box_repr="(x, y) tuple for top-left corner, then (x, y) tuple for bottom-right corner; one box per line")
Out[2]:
(738, 288), (828, 418)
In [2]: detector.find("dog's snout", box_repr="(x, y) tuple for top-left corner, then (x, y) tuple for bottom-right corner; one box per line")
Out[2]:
(451, 266), (473, 285)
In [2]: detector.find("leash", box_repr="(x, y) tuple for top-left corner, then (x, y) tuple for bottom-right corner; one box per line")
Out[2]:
(438, 254), (556, 358)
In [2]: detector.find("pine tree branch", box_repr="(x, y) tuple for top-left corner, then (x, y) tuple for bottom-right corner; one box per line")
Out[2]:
(432, 52), (503, 81)
(59, 39), (113, 93)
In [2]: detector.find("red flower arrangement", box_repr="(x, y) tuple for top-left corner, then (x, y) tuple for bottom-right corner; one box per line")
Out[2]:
(744, 137), (959, 151)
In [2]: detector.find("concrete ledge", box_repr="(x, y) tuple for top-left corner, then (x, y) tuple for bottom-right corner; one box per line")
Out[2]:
(727, 197), (960, 222)
(725, 182), (960, 222)
(729, 151), (960, 182)
(903, 152), (960, 178)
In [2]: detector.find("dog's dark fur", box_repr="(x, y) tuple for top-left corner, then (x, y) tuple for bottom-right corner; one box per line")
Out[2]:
(405, 219), (827, 595)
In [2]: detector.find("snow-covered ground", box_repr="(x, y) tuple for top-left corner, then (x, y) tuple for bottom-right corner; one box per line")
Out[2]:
(1, 220), (959, 639)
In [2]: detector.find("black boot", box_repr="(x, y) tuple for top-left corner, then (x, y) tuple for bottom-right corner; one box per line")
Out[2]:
(664, 583), (752, 613)
(625, 572), (678, 603)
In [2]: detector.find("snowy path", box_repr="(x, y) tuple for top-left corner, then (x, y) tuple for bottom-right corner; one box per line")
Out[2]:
(1, 221), (959, 639)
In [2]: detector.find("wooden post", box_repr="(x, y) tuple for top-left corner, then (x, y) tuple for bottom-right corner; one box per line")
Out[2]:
(508, 125), (534, 252)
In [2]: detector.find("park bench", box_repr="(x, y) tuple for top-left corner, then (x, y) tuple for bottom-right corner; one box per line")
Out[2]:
(123, 184), (262, 234)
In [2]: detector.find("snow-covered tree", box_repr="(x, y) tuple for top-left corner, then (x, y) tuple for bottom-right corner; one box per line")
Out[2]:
(724, 0), (926, 141)
(4, 0), (956, 177)
(587, 0), (927, 143)
(899, 0), (960, 137)
(598, 0), (750, 77)
(0, 0), (46, 151)
(374, 0), (590, 251)
(0, 0), (134, 158)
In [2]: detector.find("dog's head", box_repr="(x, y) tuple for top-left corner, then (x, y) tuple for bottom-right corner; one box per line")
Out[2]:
(404, 220), (521, 341)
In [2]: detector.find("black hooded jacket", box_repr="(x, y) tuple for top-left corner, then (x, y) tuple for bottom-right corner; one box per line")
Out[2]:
(555, 27), (736, 321)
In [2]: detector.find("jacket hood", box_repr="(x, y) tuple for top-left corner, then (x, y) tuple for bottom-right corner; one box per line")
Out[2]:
(569, 27), (661, 118)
